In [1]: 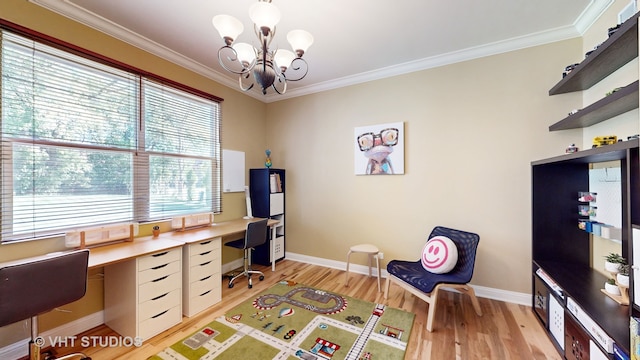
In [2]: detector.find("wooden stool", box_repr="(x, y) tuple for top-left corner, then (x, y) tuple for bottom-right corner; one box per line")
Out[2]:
(345, 244), (381, 291)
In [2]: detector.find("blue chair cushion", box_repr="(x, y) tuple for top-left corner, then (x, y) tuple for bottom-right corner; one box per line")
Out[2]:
(388, 259), (469, 294)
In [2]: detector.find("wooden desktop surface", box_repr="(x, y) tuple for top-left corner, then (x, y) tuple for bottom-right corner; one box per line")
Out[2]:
(88, 217), (278, 268)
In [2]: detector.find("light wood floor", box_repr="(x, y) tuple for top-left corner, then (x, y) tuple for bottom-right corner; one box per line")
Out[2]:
(39, 260), (561, 360)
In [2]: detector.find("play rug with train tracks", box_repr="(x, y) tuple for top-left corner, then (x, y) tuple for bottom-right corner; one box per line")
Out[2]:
(149, 280), (415, 360)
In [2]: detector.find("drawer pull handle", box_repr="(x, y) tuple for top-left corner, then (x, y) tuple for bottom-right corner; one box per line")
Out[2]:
(200, 290), (211, 296)
(152, 275), (169, 282)
(199, 261), (212, 266)
(151, 292), (169, 301)
(200, 275), (212, 281)
(151, 309), (169, 319)
(199, 251), (212, 256)
(152, 251), (169, 257)
(200, 240), (212, 245)
(151, 263), (168, 270)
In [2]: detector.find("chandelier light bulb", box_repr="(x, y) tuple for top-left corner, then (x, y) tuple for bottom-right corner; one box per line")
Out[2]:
(212, 15), (244, 45)
(249, 2), (281, 33)
(232, 42), (256, 65)
(287, 29), (314, 57)
(274, 49), (295, 71)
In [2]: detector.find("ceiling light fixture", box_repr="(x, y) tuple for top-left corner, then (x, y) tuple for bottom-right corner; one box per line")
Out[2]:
(212, 0), (313, 95)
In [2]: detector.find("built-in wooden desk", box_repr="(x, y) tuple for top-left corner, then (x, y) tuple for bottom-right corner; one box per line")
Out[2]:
(170, 217), (280, 271)
(88, 217), (280, 270)
(88, 237), (182, 269)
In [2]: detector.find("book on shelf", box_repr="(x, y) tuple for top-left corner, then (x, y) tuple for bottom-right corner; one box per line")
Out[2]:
(275, 173), (282, 192)
(269, 173), (283, 193)
(270, 174), (277, 193)
(616, 342), (631, 360)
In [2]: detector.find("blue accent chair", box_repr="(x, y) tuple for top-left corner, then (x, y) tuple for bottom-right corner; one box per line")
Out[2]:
(384, 226), (482, 332)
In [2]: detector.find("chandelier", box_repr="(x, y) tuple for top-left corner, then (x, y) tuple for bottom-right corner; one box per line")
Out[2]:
(212, 0), (314, 95)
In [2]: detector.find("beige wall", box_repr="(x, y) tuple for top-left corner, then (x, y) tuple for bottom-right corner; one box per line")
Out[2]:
(265, 39), (583, 294)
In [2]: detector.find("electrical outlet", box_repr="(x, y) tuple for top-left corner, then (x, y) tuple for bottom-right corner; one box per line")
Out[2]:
(378, 252), (384, 259)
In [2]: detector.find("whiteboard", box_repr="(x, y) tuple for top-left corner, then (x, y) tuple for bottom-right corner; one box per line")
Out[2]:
(222, 149), (245, 192)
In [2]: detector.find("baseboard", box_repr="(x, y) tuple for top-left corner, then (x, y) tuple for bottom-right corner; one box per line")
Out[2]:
(221, 258), (244, 275)
(0, 339), (29, 360)
(284, 252), (531, 306)
(0, 311), (104, 359)
(286, 251), (390, 278)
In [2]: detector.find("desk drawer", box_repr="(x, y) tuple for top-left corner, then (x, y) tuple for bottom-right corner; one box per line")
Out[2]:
(139, 260), (181, 285)
(189, 257), (220, 281)
(139, 271), (181, 303)
(189, 249), (219, 267)
(188, 238), (220, 256)
(139, 305), (181, 341)
(138, 248), (181, 271)
(187, 286), (221, 316)
(139, 288), (181, 320)
(189, 274), (217, 295)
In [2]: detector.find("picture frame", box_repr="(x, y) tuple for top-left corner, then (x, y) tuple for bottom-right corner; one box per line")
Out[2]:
(354, 121), (404, 175)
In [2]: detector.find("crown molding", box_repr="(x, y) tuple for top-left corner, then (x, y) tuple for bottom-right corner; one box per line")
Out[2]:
(574, 0), (614, 34)
(30, 0), (611, 103)
(271, 25), (583, 102)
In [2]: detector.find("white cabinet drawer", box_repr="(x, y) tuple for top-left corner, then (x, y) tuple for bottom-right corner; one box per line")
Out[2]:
(188, 238), (220, 256)
(138, 260), (181, 285)
(271, 236), (285, 261)
(189, 275), (217, 296)
(139, 288), (181, 321)
(138, 248), (181, 271)
(189, 249), (218, 266)
(139, 271), (181, 303)
(139, 305), (181, 341)
(270, 192), (284, 215)
(188, 286), (221, 316)
(189, 258), (220, 281)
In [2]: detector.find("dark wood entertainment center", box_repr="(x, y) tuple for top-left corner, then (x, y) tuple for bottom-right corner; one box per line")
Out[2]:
(531, 11), (639, 359)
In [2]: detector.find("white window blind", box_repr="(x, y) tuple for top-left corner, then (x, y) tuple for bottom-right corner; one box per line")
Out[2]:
(0, 31), (221, 242)
(143, 79), (221, 219)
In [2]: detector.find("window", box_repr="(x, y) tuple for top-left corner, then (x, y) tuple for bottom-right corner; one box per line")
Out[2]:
(143, 79), (221, 219)
(0, 30), (221, 242)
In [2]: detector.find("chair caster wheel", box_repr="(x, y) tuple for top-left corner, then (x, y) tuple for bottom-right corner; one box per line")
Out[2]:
(248, 283), (253, 289)
(228, 283), (234, 288)
(259, 275), (264, 281)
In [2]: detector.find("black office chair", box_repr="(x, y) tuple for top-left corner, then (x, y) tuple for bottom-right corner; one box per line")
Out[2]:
(225, 218), (268, 289)
(0, 249), (91, 360)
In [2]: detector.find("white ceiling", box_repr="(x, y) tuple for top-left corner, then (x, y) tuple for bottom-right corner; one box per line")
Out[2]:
(31, 0), (615, 102)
